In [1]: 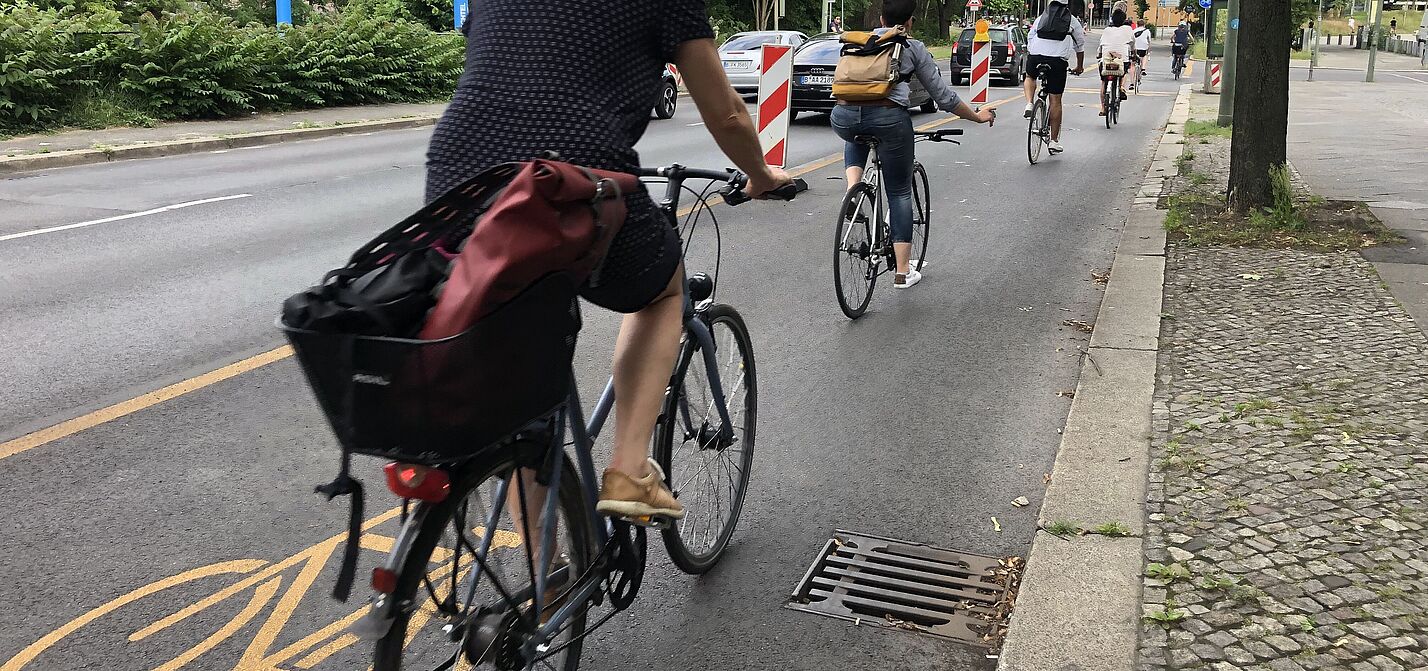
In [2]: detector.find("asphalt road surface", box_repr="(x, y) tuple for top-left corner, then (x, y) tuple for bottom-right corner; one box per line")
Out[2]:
(0, 42), (1179, 671)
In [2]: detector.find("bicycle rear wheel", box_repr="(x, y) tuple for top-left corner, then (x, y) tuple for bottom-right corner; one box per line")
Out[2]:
(1027, 99), (1047, 165)
(910, 162), (930, 273)
(374, 452), (594, 671)
(654, 303), (756, 574)
(833, 182), (878, 318)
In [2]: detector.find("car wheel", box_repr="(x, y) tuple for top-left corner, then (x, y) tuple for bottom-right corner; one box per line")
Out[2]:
(654, 80), (677, 119)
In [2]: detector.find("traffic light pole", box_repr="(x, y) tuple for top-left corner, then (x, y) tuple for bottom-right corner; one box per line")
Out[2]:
(1216, 0), (1240, 126)
(1366, 0), (1384, 82)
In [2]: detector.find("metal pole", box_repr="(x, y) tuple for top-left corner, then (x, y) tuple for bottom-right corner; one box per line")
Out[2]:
(1366, 0), (1384, 81)
(1217, 0), (1240, 126)
(1310, 0), (1323, 79)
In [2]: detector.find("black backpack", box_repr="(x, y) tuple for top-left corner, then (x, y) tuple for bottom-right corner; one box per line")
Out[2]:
(1036, 6), (1073, 41)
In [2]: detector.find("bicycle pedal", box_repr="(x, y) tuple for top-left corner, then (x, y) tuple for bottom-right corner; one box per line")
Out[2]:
(624, 514), (674, 530)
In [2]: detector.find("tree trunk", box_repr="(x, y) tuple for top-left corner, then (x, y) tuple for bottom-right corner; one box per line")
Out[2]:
(1227, 0), (1291, 211)
(937, 1), (954, 39)
(863, 1), (882, 30)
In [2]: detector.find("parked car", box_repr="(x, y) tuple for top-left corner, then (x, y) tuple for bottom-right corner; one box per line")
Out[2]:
(720, 30), (808, 95)
(949, 25), (1027, 85)
(791, 35), (935, 115)
(653, 65), (678, 119)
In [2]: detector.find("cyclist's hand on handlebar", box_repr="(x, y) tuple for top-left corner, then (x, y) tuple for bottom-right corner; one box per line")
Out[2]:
(1070, 67), (1085, 76)
(747, 167), (793, 200)
(975, 108), (996, 126)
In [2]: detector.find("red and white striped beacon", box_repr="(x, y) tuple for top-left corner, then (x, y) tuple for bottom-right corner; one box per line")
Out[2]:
(969, 18), (992, 106)
(756, 43), (794, 168)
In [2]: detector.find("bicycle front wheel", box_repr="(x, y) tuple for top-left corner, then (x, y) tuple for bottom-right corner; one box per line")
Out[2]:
(833, 182), (878, 318)
(1104, 81), (1114, 129)
(655, 303), (756, 574)
(1027, 99), (1047, 164)
(910, 162), (930, 273)
(374, 452), (595, 671)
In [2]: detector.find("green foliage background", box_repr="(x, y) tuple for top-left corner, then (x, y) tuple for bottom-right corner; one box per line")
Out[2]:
(0, 0), (463, 134)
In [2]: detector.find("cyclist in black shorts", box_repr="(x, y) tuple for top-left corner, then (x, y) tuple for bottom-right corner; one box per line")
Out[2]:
(1022, 0), (1086, 154)
(1170, 21), (1192, 74)
(425, 0), (792, 518)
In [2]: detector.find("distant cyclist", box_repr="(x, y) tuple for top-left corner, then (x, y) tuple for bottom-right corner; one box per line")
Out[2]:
(831, 0), (994, 290)
(1132, 21), (1152, 78)
(1022, 0), (1086, 155)
(1098, 9), (1134, 116)
(1170, 21), (1192, 74)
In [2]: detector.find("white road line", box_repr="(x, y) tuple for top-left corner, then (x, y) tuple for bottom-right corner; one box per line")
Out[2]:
(1388, 72), (1428, 85)
(0, 194), (253, 243)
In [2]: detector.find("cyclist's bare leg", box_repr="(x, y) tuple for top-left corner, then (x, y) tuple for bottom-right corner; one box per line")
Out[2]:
(609, 262), (686, 478)
(844, 166), (863, 190)
(894, 243), (912, 275)
(1023, 75), (1036, 105)
(1048, 93), (1063, 141)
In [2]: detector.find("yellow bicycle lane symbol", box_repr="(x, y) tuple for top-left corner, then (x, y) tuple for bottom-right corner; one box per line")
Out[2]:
(3, 505), (521, 671)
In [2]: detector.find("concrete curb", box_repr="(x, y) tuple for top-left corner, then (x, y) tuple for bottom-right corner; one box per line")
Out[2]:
(996, 84), (1191, 671)
(0, 115), (439, 176)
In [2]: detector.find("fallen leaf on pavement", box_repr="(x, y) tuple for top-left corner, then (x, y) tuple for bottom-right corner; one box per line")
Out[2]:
(1043, 473), (1052, 485)
(1056, 390), (1076, 398)
(1011, 496), (1030, 507)
(1239, 273), (1263, 280)
(1062, 319), (1094, 333)
(1091, 269), (1110, 285)
(991, 517), (1002, 532)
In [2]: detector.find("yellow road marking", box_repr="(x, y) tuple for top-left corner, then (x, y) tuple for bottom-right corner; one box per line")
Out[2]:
(0, 345), (294, 462)
(293, 633), (360, 670)
(0, 560), (268, 671)
(152, 577), (283, 671)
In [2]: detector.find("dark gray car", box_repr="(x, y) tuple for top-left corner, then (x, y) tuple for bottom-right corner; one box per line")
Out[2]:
(790, 35), (934, 115)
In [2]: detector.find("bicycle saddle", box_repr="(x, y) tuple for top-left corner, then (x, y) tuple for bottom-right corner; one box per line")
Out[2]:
(854, 135), (881, 147)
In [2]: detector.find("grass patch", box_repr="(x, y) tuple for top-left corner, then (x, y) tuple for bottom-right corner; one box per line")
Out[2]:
(1164, 192), (1403, 251)
(1146, 562), (1192, 582)
(1091, 521), (1133, 537)
(1144, 606), (1188, 627)
(928, 44), (952, 60)
(1043, 520), (1081, 537)
(1185, 120), (1232, 139)
(1174, 150), (1195, 172)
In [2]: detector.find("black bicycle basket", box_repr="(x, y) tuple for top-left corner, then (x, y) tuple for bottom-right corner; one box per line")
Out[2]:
(282, 272), (581, 465)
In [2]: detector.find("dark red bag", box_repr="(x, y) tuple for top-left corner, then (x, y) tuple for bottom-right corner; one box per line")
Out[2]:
(420, 159), (640, 339)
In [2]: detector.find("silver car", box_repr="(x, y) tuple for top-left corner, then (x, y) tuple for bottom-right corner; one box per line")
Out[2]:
(720, 31), (809, 95)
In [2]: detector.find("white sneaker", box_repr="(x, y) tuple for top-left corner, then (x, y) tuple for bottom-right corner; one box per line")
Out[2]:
(893, 269), (922, 289)
(1048, 140), (1064, 154)
(1023, 103), (1033, 118)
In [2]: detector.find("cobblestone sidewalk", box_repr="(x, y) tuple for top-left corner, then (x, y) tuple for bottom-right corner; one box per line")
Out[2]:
(1136, 110), (1428, 670)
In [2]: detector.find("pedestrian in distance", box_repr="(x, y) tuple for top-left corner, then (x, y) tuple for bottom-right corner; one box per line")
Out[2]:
(1021, 0), (1087, 155)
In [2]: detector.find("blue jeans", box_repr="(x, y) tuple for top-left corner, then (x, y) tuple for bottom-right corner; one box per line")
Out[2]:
(830, 104), (914, 243)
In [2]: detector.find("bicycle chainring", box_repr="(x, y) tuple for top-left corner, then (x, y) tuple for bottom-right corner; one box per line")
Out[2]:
(606, 521), (647, 610)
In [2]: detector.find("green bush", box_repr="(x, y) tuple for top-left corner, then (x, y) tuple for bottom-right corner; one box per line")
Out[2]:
(0, 1), (464, 133)
(119, 8), (258, 118)
(0, 3), (127, 129)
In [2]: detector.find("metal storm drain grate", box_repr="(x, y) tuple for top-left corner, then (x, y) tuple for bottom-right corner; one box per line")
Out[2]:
(787, 530), (1023, 648)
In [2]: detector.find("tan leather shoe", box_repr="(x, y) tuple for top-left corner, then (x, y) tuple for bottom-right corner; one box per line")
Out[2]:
(595, 458), (685, 519)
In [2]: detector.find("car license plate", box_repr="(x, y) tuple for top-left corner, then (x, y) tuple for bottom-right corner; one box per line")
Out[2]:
(723, 61), (752, 71)
(801, 75), (834, 85)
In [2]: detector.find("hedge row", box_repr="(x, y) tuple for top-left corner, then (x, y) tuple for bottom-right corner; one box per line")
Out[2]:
(0, 2), (464, 133)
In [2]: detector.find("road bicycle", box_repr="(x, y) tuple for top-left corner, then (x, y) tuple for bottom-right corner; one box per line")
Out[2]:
(833, 128), (964, 319)
(1026, 63), (1054, 164)
(287, 165), (799, 671)
(1102, 70), (1123, 129)
(1170, 48), (1187, 80)
(1130, 54), (1144, 95)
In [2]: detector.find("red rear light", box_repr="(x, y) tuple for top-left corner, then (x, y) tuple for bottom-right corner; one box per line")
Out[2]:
(383, 462), (450, 502)
(371, 567), (397, 594)
(1008, 42), (1016, 55)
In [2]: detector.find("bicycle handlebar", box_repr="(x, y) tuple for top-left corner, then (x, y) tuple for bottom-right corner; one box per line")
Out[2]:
(915, 128), (964, 144)
(638, 165), (807, 209)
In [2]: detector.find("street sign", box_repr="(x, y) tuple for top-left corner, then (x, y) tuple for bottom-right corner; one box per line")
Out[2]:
(1198, 0), (1211, 8)
(968, 0), (982, 9)
(453, 0), (469, 31)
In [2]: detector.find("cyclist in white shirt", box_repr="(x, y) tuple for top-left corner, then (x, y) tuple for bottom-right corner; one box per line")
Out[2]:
(1098, 9), (1135, 115)
(1021, 0), (1086, 155)
(1132, 22), (1152, 81)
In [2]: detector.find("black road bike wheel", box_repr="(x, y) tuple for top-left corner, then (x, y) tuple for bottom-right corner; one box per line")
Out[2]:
(833, 182), (878, 318)
(1027, 98), (1047, 164)
(654, 303), (756, 574)
(910, 161), (930, 272)
(1104, 81), (1114, 129)
(374, 454), (595, 671)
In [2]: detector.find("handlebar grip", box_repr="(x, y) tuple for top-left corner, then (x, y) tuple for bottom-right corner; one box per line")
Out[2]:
(769, 178), (807, 201)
